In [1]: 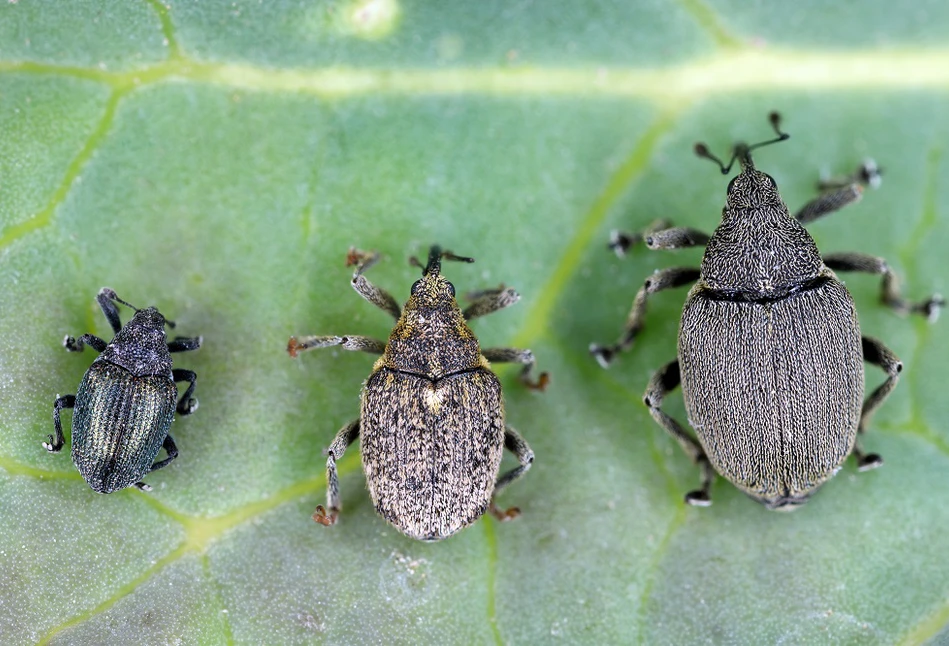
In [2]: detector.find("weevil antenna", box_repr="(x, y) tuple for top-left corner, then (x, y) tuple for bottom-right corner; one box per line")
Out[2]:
(417, 245), (474, 276)
(102, 288), (140, 313)
(695, 111), (790, 174)
(423, 245), (443, 276)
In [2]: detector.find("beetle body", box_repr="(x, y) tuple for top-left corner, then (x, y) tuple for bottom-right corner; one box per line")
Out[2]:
(73, 360), (178, 493)
(47, 289), (200, 493)
(592, 113), (941, 508)
(289, 246), (542, 541)
(363, 367), (505, 538)
(362, 267), (504, 539)
(679, 172), (863, 508)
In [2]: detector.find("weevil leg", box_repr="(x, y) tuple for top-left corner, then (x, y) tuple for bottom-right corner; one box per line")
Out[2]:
(824, 252), (944, 321)
(489, 425), (534, 521)
(287, 334), (386, 358)
(168, 336), (202, 353)
(643, 360), (715, 506)
(818, 159), (882, 191)
(462, 286), (520, 320)
(347, 250), (401, 320)
(794, 160), (882, 224)
(146, 434), (179, 474)
(63, 334), (107, 353)
(172, 369), (199, 415)
(608, 218), (673, 256)
(793, 183), (864, 225)
(481, 347), (549, 390)
(313, 419), (360, 527)
(96, 288), (124, 334)
(851, 336), (903, 471)
(590, 267), (700, 367)
(45, 395), (75, 452)
(638, 227), (710, 251)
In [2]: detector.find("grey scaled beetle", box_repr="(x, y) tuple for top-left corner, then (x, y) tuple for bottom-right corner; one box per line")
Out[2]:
(590, 113), (943, 510)
(288, 245), (547, 541)
(45, 288), (201, 493)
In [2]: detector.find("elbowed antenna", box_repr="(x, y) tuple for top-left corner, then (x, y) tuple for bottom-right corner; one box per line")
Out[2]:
(100, 287), (177, 328)
(409, 245), (475, 276)
(100, 287), (139, 312)
(694, 111), (790, 174)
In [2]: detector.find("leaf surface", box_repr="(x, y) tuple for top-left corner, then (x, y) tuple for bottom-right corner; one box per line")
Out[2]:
(1, 2), (948, 644)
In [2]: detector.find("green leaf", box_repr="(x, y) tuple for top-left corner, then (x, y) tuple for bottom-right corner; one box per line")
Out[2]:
(2, 2), (948, 644)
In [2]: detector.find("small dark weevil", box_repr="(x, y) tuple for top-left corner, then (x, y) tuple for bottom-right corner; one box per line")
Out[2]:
(46, 288), (202, 493)
(288, 246), (547, 540)
(590, 113), (943, 510)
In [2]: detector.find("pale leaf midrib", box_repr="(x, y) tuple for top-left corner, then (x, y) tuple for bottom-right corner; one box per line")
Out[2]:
(1, 48), (949, 102)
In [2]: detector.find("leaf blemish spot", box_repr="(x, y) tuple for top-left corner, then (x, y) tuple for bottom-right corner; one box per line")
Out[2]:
(342, 0), (400, 40)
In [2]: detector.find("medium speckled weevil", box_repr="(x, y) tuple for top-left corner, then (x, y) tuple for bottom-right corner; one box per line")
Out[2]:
(288, 246), (547, 540)
(590, 113), (944, 509)
(45, 288), (202, 493)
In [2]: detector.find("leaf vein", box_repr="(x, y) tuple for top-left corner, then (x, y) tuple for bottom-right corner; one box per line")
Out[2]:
(0, 89), (124, 251)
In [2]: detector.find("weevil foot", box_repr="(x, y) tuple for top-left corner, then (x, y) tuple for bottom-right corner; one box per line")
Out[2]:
(856, 452), (884, 471)
(287, 336), (302, 358)
(63, 335), (81, 352)
(685, 490), (712, 507)
(589, 343), (618, 369)
(312, 505), (339, 526)
(608, 230), (636, 257)
(522, 371), (550, 392)
(489, 501), (521, 522)
(921, 294), (944, 323)
(178, 398), (199, 415)
(42, 435), (63, 453)
(134, 481), (153, 492)
(345, 247), (377, 269)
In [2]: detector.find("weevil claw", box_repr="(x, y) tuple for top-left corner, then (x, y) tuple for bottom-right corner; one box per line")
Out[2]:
(313, 505), (339, 526)
(489, 501), (521, 522)
(924, 294), (944, 323)
(589, 343), (616, 369)
(523, 371), (550, 392)
(857, 453), (884, 471)
(685, 490), (712, 507)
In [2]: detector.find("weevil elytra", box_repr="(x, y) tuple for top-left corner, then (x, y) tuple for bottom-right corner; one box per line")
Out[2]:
(46, 288), (201, 493)
(288, 246), (547, 541)
(590, 113), (943, 510)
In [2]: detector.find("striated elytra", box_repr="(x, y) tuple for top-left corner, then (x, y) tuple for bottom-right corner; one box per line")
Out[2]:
(45, 288), (201, 493)
(289, 245), (548, 540)
(591, 113), (943, 510)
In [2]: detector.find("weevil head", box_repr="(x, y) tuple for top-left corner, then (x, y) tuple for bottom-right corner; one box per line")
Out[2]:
(382, 246), (482, 379)
(695, 114), (824, 294)
(99, 306), (174, 378)
(129, 306), (168, 331)
(723, 144), (784, 210)
(407, 246), (463, 311)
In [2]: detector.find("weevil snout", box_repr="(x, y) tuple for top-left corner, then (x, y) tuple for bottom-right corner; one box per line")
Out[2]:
(130, 306), (169, 332)
(408, 245), (474, 308)
(695, 113), (788, 210)
(725, 166), (782, 209)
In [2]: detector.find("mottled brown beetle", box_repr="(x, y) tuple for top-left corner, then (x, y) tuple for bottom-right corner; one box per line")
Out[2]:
(591, 113), (943, 510)
(289, 246), (547, 540)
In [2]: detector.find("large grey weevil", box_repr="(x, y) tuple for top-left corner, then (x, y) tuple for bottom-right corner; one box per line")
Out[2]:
(591, 113), (942, 510)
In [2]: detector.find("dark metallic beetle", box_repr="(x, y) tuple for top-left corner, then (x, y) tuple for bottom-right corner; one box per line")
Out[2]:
(591, 113), (943, 509)
(45, 288), (201, 493)
(288, 246), (547, 540)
